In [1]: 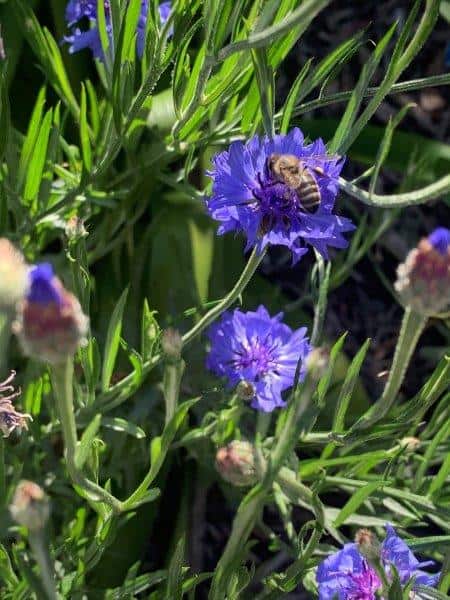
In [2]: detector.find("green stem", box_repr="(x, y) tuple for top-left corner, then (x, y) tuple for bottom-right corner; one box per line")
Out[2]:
(339, 174), (450, 208)
(182, 247), (265, 348)
(95, 247), (264, 411)
(346, 307), (427, 437)
(50, 359), (123, 513)
(28, 531), (57, 600)
(163, 359), (185, 425)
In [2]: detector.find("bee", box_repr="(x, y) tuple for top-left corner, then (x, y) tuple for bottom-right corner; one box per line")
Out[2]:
(267, 153), (337, 213)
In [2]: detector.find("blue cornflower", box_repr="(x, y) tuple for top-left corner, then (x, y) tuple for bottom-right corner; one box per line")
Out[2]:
(64, 1), (172, 60)
(317, 525), (440, 599)
(206, 305), (310, 412)
(205, 128), (355, 263)
(382, 524), (440, 588)
(28, 263), (63, 306)
(317, 543), (381, 600)
(428, 226), (450, 256)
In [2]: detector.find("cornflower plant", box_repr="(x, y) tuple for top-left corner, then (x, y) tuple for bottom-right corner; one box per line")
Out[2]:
(0, 0), (449, 598)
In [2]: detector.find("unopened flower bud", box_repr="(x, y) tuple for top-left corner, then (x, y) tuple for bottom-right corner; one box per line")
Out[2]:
(65, 216), (88, 241)
(161, 327), (182, 361)
(355, 528), (381, 561)
(10, 481), (49, 531)
(395, 227), (450, 316)
(0, 371), (31, 437)
(13, 263), (88, 364)
(216, 440), (261, 487)
(399, 436), (421, 452)
(0, 239), (29, 312)
(236, 380), (255, 402)
(306, 347), (329, 380)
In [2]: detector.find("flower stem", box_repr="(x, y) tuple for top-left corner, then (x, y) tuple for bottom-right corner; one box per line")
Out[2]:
(50, 359), (123, 513)
(28, 530), (57, 600)
(182, 247), (265, 349)
(346, 307), (427, 438)
(0, 311), (11, 378)
(95, 247), (265, 412)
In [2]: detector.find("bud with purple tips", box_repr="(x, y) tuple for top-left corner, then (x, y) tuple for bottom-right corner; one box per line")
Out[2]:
(14, 263), (88, 364)
(395, 227), (450, 316)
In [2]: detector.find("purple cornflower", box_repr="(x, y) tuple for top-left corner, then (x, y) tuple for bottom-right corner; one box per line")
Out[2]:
(382, 524), (440, 588)
(0, 371), (31, 438)
(317, 525), (440, 599)
(205, 128), (355, 263)
(317, 543), (381, 600)
(65, 1), (172, 60)
(206, 305), (310, 412)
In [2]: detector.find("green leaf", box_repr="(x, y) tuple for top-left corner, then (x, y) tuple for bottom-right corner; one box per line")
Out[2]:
(333, 480), (386, 527)
(141, 299), (160, 361)
(101, 417), (146, 439)
(316, 333), (347, 405)
(101, 288), (129, 392)
(165, 537), (185, 600)
(280, 60), (311, 134)
(330, 22), (397, 154)
(75, 414), (102, 470)
(80, 83), (92, 173)
(23, 107), (53, 207)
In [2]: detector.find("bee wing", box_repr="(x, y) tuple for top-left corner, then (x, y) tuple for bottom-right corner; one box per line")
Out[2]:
(302, 153), (342, 162)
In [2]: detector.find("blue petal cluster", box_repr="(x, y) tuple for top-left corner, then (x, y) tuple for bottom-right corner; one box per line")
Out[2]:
(65, 0), (172, 60)
(428, 226), (450, 256)
(317, 525), (440, 599)
(28, 264), (63, 306)
(205, 128), (355, 262)
(317, 543), (381, 600)
(206, 305), (310, 412)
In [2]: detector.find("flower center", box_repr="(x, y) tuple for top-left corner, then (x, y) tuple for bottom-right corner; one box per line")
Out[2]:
(233, 336), (275, 379)
(252, 173), (299, 230)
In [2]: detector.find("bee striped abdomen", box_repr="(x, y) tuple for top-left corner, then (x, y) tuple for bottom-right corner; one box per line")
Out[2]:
(297, 169), (320, 213)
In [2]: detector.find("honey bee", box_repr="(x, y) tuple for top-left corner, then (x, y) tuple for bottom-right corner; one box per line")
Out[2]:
(267, 153), (335, 213)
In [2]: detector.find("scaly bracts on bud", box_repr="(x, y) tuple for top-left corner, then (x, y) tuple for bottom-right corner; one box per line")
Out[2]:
(10, 480), (50, 531)
(215, 441), (261, 487)
(395, 227), (450, 316)
(0, 239), (29, 312)
(14, 263), (88, 364)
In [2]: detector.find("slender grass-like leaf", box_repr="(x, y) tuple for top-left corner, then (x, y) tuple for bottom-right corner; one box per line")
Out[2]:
(101, 288), (129, 392)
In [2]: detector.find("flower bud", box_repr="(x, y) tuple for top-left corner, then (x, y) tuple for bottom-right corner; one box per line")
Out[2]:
(10, 480), (49, 531)
(161, 327), (183, 361)
(215, 440), (260, 487)
(0, 239), (29, 312)
(306, 347), (329, 380)
(14, 263), (88, 364)
(65, 216), (88, 241)
(0, 371), (31, 438)
(355, 528), (381, 561)
(395, 227), (450, 316)
(236, 380), (256, 402)
(399, 436), (421, 452)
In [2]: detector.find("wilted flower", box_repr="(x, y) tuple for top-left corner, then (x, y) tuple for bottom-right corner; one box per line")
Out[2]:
(215, 440), (260, 487)
(206, 306), (310, 412)
(317, 524), (440, 599)
(205, 128), (355, 262)
(395, 227), (450, 316)
(14, 263), (88, 364)
(0, 239), (29, 312)
(65, 215), (88, 241)
(10, 480), (50, 531)
(65, 0), (172, 60)
(235, 380), (256, 402)
(0, 371), (31, 438)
